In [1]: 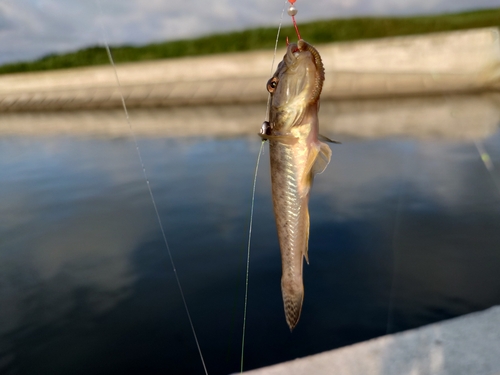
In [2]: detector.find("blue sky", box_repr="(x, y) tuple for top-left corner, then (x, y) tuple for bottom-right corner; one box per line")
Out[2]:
(0, 0), (498, 65)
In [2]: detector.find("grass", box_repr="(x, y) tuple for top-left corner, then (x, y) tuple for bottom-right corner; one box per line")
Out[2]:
(1, 7), (500, 74)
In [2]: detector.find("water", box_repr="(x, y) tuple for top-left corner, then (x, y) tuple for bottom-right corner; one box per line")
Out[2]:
(1, 107), (500, 374)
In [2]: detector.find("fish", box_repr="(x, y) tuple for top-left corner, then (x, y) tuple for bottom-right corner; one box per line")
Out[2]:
(260, 39), (335, 331)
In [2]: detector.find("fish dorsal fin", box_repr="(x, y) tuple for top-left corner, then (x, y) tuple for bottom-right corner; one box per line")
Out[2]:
(312, 141), (332, 175)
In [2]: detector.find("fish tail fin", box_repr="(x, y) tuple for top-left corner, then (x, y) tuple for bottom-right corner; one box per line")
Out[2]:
(282, 277), (304, 331)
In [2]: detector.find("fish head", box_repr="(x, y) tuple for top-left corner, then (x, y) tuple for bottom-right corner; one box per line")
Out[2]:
(267, 39), (325, 133)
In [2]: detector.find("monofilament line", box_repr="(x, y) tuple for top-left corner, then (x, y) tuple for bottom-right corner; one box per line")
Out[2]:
(240, 2), (287, 371)
(386, 176), (405, 334)
(385, 148), (411, 335)
(271, 0), (288, 75)
(265, 0), (288, 122)
(240, 140), (265, 373)
(95, 2), (208, 374)
(474, 140), (500, 196)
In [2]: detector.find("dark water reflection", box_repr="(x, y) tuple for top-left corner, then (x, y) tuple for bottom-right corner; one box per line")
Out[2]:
(1, 128), (500, 374)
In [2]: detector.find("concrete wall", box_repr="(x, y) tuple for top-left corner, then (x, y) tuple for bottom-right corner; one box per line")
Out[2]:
(1, 28), (499, 112)
(239, 306), (500, 375)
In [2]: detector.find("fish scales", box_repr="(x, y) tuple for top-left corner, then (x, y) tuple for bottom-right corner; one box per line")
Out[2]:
(270, 132), (310, 329)
(262, 39), (332, 330)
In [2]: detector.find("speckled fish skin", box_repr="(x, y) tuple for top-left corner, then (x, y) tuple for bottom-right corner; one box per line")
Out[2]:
(264, 40), (331, 331)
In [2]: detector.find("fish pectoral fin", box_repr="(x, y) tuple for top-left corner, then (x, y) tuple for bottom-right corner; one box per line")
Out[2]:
(259, 133), (299, 145)
(300, 142), (332, 197)
(318, 134), (342, 144)
(312, 141), (332, 175)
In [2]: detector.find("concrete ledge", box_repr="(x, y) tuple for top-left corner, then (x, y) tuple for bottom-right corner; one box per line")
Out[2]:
(1, 28), (500, 112)
(240, 306), (500, 375)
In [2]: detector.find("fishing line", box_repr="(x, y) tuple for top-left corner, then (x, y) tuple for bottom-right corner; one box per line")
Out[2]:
(385, 59), (500, 334)
(95, 2), (208, 374)
(386, 215), (400, 334)
(475, 140), (494, 172)
(435, 86), (499, 196)
(385, 154), (409, 334)
(287, 0), (301, 40)
(271, 0), (289, 74)
(240, 140), (265, 373)
(475, 140), (500, 196)
(264, 0), (288, 122)
(240, 1), (288, 371)
(427, 86), (500, 196)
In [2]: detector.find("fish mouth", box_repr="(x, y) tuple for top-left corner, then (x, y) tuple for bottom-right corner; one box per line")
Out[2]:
(285, 39), (325, 103)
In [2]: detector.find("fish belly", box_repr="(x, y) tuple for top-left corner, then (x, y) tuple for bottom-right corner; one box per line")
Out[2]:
(269, 139), (310, 330)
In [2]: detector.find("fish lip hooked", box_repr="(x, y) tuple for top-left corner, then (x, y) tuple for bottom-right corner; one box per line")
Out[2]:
(283, 39), (325, 104)
(285, 40), (301, 61)
(285, 39), (310, 61)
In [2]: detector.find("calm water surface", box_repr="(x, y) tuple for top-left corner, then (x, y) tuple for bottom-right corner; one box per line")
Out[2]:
(1, 121), (500, 374)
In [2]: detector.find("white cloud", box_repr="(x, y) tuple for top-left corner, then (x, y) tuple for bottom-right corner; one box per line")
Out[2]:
(0, 0), (498, 64)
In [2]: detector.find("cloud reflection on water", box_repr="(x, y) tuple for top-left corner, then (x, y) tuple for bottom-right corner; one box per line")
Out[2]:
(0, 117), (499, 373)
(0, 138), (156, 337)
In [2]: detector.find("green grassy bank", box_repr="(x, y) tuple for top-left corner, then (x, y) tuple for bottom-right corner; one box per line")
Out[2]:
(1, 7), (499, 74)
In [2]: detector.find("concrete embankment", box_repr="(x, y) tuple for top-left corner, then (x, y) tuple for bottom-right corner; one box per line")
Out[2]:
(240, 306), (500, 375)
(1, 28), (500, 112)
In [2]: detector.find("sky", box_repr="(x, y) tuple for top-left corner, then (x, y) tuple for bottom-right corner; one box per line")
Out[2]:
(0, 0), (498, 65)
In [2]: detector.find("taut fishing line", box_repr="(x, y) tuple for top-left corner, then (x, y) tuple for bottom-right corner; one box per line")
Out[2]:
(264, 0), (288, 122)
(240, 139), (265, 373)
(385, 150), (411, 334)
(385, 66), (500, 335)
(475, 136), (500, 195)
(240, 0), (289, 372)
(95, 1), (208, 374)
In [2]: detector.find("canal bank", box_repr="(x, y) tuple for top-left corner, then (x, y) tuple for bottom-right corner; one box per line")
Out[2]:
(1, 28), (500, 112)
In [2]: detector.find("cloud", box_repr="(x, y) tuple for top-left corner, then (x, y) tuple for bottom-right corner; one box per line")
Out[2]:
(0, 0), (499, 64)
(0, 137), (159, 337)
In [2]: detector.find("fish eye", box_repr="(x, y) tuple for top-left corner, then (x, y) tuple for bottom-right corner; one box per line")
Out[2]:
(267, 78), (279, 93)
